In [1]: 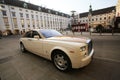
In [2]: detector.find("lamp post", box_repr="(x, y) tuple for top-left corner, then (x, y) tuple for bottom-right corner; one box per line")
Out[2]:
(88, 14), (92, 35)
(0, 6), (3, 38)
(88, 5), (92, 36)
(71, 10), (76, 35)
(71, 10), (76, 24)
(111, 10), (116, 35)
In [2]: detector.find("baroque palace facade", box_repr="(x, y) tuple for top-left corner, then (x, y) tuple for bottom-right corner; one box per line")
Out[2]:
(116, 0), (120, 17)
(0, 0), (70, 35)
(72, 0), (120, 32)
(79, 6), (116, 29)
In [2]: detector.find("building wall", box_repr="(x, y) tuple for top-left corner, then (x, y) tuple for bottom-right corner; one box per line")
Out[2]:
(116, 0), (120, 17)
(0, 4), (69, 35)
(79, 10), (115, 29)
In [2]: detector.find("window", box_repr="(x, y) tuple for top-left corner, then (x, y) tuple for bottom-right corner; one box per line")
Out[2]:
(24, 31), (32, 38)
(37, 20), (39, 27)
(11, 7), (14, 10)
(28, 25), (30, 27)
(21, 19), (24, 24)
(96, 18), (98, 21)
(20, 13), (23, 17)
(36, 15), (38, 20)
(12, 12), (16, 17)
(1, 5), (5, 8)
(104, 17), (106, 20)
(31, 15), (34, 18)
(3, 17), (9, 26)
(22, 25), (24, 28)
(38, 7), (41, 11)
(27, 19), (30, 25)
(40, 29), (62, 38)
(32, 31), (40, 38)
(21, 19), (24, 28)
(13, 18), (17, 26)
(26, 14), (29, 18)
(23, 3), (28, 8)
(19, 9), (22, 11)
(27, 19), (30, 27)
(48, 10), (51, 13)
(89, 19), (91, 21)
(32, 20), (35, 25)
(33, 25), (35, 29)
(26, 10), (28, 12)
(2, 10), (7, 16)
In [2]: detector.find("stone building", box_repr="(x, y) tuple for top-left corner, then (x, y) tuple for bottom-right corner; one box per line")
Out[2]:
(79, 6), (116, 29)
(0, 0), (70, 35)
(116, 0), (120, 17)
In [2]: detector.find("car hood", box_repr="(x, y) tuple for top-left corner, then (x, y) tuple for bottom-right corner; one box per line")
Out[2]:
(48, 36), (91, 43)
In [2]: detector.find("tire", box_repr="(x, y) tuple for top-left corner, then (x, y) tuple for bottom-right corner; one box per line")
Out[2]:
(20, 43), (26, 52)
(52, 51), (71, 71)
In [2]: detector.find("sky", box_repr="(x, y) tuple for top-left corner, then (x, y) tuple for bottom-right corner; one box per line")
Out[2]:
(23, 0), (118, 14)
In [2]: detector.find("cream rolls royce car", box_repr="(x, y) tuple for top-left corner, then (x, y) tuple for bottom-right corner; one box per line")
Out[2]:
(20, 29), (94, 71)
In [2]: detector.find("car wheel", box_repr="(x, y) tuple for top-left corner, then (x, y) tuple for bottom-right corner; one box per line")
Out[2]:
(20, 43), (26, 52)
(52, 52), (71, 71)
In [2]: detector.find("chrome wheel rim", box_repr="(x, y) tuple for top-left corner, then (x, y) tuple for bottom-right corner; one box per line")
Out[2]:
(54, 54), (68, 70)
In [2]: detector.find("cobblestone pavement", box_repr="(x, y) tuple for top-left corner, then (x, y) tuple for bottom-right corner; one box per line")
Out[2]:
(0, 34), (120, 80)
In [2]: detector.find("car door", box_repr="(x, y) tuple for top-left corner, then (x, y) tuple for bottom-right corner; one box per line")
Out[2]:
(22, 31), (33, 51)
(30, 31), (44, 56)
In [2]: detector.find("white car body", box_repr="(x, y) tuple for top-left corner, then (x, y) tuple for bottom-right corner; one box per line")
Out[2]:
(20, 29), (94, 71)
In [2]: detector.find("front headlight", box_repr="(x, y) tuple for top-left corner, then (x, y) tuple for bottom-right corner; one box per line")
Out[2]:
(80, 46), (86, 52)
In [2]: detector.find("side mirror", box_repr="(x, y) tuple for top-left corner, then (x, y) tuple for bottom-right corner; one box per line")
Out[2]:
(34, 35), (40, 39)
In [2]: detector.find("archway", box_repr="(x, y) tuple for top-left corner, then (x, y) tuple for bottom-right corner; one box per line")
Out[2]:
(6, 29), (12, 35)
(14, 29), (20, 35)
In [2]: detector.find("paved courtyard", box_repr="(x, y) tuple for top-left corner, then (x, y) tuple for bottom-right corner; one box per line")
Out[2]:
(0, 33), (120, 80)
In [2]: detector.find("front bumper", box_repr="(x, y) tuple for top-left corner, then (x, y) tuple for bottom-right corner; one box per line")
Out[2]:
(71, 49), (94, 69)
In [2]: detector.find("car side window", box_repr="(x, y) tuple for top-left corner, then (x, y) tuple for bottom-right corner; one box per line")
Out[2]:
(32, 31), (41, 38)
(24, 31), (32, 38)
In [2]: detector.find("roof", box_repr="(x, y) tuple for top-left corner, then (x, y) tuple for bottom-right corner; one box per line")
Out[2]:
(1, 0), (70, 18)
(79, 6), (116, 18)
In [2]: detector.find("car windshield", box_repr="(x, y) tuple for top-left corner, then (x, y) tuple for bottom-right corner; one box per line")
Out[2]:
(40, 29), (63, 38)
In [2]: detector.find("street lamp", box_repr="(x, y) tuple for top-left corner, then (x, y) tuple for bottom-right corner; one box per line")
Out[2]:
(0, 5), (4, 37)
(88, 5), (92, 35)
(88, 13), (92, 35)
(71, 11), (76, 35)
(0, 5), (2, 29)
(71, 10), (76, 24)
(111, 10), (116, 35)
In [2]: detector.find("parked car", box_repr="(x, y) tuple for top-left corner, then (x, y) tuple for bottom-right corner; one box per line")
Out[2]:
(20, 29), (94, 71)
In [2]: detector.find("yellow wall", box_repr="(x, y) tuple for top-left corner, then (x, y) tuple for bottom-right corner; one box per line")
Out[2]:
(116, 0), (120, 16)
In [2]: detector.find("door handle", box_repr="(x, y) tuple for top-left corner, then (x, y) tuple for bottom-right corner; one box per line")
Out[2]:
(28, 39), (32, 41)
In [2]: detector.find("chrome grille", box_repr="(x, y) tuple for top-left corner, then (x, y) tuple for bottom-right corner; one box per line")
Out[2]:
(88, 40), (92, 55)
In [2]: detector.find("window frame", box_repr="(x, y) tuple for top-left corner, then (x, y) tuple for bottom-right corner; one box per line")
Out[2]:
(32, 31), (41, 38)
(23, 31), (32, 38)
